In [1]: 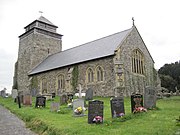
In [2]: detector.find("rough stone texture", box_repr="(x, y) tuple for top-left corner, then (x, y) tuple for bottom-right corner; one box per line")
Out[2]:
(0, 105), (37, 135)
(33, 56), (115, 96)
(16, 22), (62, 94)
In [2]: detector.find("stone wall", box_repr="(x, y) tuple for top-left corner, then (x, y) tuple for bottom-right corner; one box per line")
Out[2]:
(116, 26), (155, 96)
(32, 56), (116, 96)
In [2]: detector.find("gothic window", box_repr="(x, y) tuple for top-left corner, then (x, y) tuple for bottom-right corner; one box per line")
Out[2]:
(96, 66), (104, 82)
(132, 49), (145, 75)
(87, 68), (94, 83)
(57, 74), (65, 89)
(41, 78), (47, 94)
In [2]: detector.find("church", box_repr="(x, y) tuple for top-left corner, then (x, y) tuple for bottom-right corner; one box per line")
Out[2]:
(13, 16), (158, 97)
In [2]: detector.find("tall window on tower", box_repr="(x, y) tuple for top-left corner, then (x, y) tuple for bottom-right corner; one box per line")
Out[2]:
(57, 74), (65, 89)
(87, 68), (94, 83)
(132, 49), (145, 75)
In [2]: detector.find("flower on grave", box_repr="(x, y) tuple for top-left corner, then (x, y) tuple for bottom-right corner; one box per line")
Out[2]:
(74, 106), (83, 115)
(68, 102), (73, 108)
(93, 116), (103, 124)
(133, 106), (147, 113)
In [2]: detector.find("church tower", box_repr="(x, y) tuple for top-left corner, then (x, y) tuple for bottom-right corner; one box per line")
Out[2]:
(14, 16), (63, 93)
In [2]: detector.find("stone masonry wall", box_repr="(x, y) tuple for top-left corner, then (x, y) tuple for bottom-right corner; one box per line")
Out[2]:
(117, 26), (155, 96)
(32, 56), (116, 96)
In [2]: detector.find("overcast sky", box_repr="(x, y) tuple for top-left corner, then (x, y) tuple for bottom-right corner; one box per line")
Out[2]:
(0, 0), (180, 93)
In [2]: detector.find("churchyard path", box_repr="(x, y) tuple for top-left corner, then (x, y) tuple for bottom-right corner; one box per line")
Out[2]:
(0, 105), (37, 135)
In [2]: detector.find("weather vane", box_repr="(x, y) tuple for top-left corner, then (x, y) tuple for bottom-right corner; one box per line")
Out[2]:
(132, 17), (135, 26)
(39, 11), (43, 16)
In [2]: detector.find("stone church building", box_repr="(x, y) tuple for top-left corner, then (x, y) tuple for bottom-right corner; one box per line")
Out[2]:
(13, 16), (158, 97)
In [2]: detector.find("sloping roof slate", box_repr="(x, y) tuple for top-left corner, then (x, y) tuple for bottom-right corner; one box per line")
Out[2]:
(29, 27), (133, 75)
(37, 16), (55, 26)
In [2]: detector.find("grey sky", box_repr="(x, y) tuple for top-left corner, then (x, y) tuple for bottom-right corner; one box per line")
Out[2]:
(0, 0), (180, 93)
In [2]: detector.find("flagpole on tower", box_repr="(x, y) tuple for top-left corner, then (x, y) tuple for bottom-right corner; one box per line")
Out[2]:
(39, 11), (43, 16)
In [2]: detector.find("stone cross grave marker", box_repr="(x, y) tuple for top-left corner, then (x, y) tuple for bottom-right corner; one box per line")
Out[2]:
(88, 100), (103, 124)
(35, 96), (46, 108)
(12, 89), (18, 99)
(131, 93), (143, 113)
(144, 86), (156, 109)
(23, 94), (32, 106)
(85, 88), (93, 100)
(110, 97), (125, 118)
(73, 99), (85, 116)
(50, 102), (60, 112)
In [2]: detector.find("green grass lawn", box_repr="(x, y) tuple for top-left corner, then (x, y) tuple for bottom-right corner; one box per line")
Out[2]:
(0, 96), (180, 135)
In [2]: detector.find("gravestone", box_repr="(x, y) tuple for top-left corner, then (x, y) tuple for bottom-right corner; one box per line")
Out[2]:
(12, 89), (18, 99)
(67, 94), (73, 103)
(18, 91), (24, 103)
(85, 88), (93, 100)
(52, 92), (56, 98)
(35, 96), (46, 108)
(131, 94), (143, 113)
(17, 96), (21, 108)
(88, 100), (103, 124)
(110, 97), (125, 118)
(23, 95), (32, 106)
(50, 102), (60, 112)
(31, 88), (37, 97)
(60, 94), (67, 105)
(144, 86), (156, 109)
(73, 99), (85, 116)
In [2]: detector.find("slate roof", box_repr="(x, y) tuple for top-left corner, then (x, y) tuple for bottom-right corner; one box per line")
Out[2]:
(37, 16), (56, 26)
(29, 27), (133, 75)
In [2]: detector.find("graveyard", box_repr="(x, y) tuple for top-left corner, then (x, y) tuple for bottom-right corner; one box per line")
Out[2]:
(0, 95), (179, 135)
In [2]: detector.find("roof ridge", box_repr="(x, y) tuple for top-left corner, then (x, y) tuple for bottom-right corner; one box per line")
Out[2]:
(61, 27), (132, 53)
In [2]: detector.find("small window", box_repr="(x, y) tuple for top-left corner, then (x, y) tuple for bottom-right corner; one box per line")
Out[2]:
(41, 78), (47, 94)
(57, 74), (65, 89)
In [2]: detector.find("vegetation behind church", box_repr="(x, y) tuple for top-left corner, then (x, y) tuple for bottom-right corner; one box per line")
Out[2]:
(158, 61), (180, 92)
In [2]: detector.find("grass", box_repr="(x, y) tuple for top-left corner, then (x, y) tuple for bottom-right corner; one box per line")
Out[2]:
(0, 96), (180, 135)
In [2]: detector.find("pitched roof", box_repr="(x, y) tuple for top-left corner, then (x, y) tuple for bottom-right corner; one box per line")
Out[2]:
(29, 27), (133, 75)
(37, 16), (55, 26)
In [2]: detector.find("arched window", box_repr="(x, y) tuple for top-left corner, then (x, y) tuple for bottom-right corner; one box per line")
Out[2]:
(87, 68), (94, 83)
(57, 74), (65, 89)
(96, 66), (104, 82)
(41, 78), (47, 94)
(132, 49), (144, 75)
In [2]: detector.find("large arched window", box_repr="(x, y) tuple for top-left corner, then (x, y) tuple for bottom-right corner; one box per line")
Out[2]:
(87, 68), (94, 83)
(132, 49), (145, 75)
(57, 74), (65, 89)
(96, 66), (104, 82)
(41, 78), (47, 94)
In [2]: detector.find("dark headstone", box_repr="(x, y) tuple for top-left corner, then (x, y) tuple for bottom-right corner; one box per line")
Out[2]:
(18, 92), (24, 103)
(60, 94), (67, 105)
(50, 102), (60, 112)
(52, 93), (56, 98)
(85, 88), (93, 100)
(67, 94), (73, 103)
(73, 99), (85, 116)
(144, 86), (156, 109)
(110, 97), (125, 118)
(35, 96), (46, 108)
(131, 94), (143, 113)
(88, 100), (103, 124)
(17, 96), (21, 108)
(23, 95), (32, 106)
